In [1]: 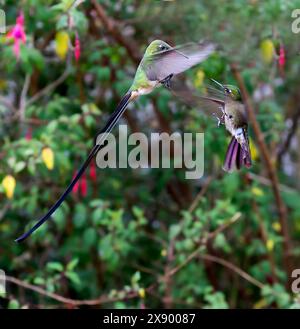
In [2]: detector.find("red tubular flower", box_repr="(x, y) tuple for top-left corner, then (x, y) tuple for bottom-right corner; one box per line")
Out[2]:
(72, 171), (80, 195)
(7, 12), (26, 59)
(80, 174), (88, 197)
(279, 44), (285, 69)
(25, 127), (32, 141)
(90, 160), (97, 182)
(74, 33), (80, 62)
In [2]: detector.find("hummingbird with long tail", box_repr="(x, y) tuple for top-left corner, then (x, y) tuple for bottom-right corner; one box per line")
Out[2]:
(202, 79), (252, 172)
(15, 39), (215, 242)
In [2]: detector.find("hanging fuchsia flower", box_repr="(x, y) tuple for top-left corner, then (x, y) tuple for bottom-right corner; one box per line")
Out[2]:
(7, 12), (26, 59)
(72, 171), (80, 195)
(74, 33), (80, 62)
(278, 44), (285, 70)
(25, 127), (32, 141)
(80, 174), (88, 197)
(90, 160), (97, 182)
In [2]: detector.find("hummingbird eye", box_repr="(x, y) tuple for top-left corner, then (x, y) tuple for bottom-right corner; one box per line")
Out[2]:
(159, 44), (168, 51)
(224, 87), (231, 94)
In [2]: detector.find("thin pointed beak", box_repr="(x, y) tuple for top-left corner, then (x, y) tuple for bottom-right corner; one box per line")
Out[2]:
(210, 78), (224, 90)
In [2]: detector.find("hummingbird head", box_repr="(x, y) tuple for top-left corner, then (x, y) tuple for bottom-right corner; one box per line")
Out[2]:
(210, 79), (242, 101)
(145, 40), (172, 56)
(223, 85), (242, 101)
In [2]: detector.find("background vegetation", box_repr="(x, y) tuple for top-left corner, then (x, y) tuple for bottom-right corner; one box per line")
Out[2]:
(1, 0), (300, 309)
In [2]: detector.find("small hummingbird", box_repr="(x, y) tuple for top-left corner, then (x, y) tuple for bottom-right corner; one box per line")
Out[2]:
(170, 78), (252, 172)
(207, 79), (252, 172)
(16, 39), (215, 242)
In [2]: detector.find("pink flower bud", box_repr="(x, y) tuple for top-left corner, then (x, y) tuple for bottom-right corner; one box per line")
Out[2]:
(279, 45), (285, 69)
(90, 160), (97, 182)
(25, 128), (32, 141)
(72, 171), (80, 195)
(80, 174), (88, 197)
(74, 33), (80, 62)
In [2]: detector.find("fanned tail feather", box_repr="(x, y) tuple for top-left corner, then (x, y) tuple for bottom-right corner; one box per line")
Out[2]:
(223, 137), (237, 172)
(223, 136), (252, 172)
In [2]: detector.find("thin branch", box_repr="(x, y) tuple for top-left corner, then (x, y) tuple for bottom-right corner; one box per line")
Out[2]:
(19, 74), (31, 121)
(197, 254), (265, 289)
(4, 275), (144, 306)
(26, 66), (70, 107)
(247, 172), (296, 194)
(188, 176), (213, 213)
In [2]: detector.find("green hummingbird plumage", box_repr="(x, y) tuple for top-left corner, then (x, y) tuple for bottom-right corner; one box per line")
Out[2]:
(130, 40), (215, 95)
(16, 39), (215, 242)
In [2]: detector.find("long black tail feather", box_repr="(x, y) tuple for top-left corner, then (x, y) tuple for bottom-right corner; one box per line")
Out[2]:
(15, 92), (132, 243)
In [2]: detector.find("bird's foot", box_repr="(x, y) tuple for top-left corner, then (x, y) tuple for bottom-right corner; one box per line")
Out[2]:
(212, 106), (226, 127)
(160, 74), (173, 89)
(219, 107), (226, 121)
(212, 112), (223, 127)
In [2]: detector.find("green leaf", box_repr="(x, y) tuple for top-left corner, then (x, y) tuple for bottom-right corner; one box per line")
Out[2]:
(52, 207), (66, 231)
(83, 227), (97, 248)
(8, 299), (20, 309)
(66, 258), (79, 272)
(131, 271), (141, 284)
(169, 224), (181, 240)
(46, 262), (64, 272)
(65, 272), (81, 286)
(14, 161), (26, 173)
(132, 206), (144, 218)
(33, 277), (46, 285)
(73, 204), (87, 228)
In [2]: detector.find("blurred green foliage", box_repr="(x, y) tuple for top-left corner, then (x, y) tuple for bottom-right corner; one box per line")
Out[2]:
(1, 0), (300, 309)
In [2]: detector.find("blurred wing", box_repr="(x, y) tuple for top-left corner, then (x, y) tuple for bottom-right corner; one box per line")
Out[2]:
(203, 85), (227, 103)
(170, 80), (225, 117)
(145, 42), (216, 81)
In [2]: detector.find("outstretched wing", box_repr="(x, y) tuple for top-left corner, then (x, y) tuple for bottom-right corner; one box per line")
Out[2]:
(169, 80), (225, 117)
(144, 42), (216, 81)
